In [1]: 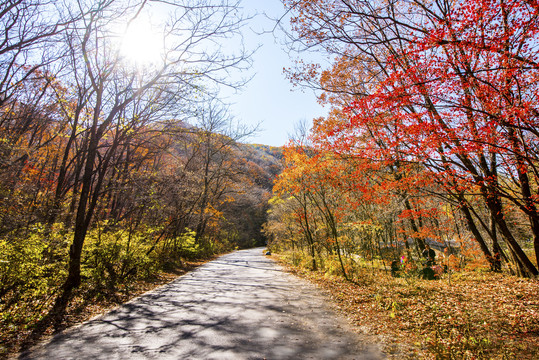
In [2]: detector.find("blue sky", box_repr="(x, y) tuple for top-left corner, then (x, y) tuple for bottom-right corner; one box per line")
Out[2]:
(223, 0), (328, 147)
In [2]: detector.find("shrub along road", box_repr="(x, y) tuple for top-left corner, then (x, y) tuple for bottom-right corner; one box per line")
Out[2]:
(21, 248), (384, 359)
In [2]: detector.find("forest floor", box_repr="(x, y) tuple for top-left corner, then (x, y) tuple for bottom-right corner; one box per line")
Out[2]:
(276, 256), (539, 359)
(2, 257), (217, 359)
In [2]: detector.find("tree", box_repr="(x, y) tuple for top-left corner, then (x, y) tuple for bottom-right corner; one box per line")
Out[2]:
(54, 0), (251, 293)
(0, 0), (74, 108)
(281, 0), (539, 276)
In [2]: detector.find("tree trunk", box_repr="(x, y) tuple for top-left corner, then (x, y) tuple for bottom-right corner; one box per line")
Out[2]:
(404, 197), (425, 253)
(487, 195), (538, 277)
(458, 197), (492, 259)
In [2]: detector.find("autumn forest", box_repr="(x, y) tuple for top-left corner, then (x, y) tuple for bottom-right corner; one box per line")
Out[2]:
(2, 0), (539, 359)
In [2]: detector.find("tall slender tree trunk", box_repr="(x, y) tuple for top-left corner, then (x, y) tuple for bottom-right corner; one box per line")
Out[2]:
(63, 131), (98, 291)
(457, 197), (492, 259)
(404, 197), (425, 253)
(487, 195), (538, 277)
(299, 196), (317, 271)
(48, 109), (82, 225)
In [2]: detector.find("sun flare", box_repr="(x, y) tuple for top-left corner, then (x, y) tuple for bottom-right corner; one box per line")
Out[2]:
(119, 16), (163, 66)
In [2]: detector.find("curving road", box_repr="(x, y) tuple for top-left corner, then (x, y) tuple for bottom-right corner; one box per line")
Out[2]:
(22, 248), (384, 360)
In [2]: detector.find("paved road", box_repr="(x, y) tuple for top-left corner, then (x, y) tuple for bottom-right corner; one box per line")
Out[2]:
(22, 248), (384, 359)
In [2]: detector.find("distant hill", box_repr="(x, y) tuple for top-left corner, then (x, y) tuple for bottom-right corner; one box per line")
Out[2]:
(244, 144), (283, 161)
(237, 143), (283, 191)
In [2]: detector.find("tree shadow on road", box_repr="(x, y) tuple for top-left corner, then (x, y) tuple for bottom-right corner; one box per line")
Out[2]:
(20, 250), (384, 360)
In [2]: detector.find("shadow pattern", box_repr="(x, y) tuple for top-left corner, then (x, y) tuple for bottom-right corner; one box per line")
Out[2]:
(21, 249), (384, 360)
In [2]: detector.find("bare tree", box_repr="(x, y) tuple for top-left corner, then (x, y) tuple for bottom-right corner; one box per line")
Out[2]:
(0, 0), (74, 107)
(53, 0), (252, 295)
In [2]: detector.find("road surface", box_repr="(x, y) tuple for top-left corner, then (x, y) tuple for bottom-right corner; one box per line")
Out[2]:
(22, 248), (384, 359)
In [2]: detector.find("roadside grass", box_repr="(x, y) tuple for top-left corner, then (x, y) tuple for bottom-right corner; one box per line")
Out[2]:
(275, 254), (539, 360)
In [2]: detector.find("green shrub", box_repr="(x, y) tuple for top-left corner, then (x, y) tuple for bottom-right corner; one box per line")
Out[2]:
(83, 225), (158, 290)
(0, 224), (68, 328)
(176, 229), (201, 259)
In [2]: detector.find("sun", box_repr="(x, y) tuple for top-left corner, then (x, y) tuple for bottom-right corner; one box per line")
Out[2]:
(119, 16), (163, 66)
